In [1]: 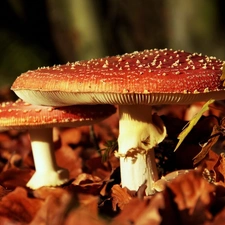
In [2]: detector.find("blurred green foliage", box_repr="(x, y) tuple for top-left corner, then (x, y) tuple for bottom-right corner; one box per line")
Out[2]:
(0, 0), (59, 87)
(0, 0), (225, 87)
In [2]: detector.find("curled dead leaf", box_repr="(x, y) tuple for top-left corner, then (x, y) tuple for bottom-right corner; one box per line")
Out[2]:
(193, 124), (220, 166)
(69, 173), (105, 195)
(30, 188), (72, 225)
(64, 207), (107, 225)
(167, 170), (215, 224)
(0, 167), (33, 189)
(111, 185), (132, 211)
(0, 187), (43, 224)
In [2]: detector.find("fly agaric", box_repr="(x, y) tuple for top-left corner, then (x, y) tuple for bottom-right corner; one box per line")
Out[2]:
(0, 99), (116, 189)
(11, 49), (225, 195)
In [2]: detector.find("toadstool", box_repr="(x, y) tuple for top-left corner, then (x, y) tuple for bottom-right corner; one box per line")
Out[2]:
(0, 99), (116, 189)
(11, 49), (225, 194)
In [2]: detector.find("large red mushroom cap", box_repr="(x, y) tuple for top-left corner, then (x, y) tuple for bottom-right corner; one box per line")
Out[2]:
(11, 48), (225, 106)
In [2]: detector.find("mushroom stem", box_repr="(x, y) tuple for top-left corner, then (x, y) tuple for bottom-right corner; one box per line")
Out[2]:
(26, 128), (69, 189)
(118, 105), (166, 195)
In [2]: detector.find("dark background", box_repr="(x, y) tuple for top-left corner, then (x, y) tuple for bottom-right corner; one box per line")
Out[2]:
(0, 0), (225, 87)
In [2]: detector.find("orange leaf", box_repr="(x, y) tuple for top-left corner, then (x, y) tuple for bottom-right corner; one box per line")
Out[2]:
(111, 185), (132, 211)
(167, 170), (215, 224)
(0, 187), (43, 223)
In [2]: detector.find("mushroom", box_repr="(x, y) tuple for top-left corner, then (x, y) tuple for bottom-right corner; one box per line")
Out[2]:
(11, 49), (225, 194)
(0, 99), (116, 189)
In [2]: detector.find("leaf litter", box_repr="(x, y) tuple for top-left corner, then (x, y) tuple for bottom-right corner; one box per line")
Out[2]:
(1, 89), (225, 224)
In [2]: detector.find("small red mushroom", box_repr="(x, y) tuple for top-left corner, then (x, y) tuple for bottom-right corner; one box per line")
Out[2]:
(11, 49), (225, 195)
(0, 99), (116, 189)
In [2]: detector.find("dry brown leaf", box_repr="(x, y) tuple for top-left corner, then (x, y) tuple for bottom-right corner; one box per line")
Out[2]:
(204, 150), (220, 175)
(32, 187), (101, 225)
(0, 185), (11, 200)
(200, 150), (225, 189)
(73, 173), (102, 185)
(167, 170), (215, 225)
(111, 185), (132, 211)
(204, 206), (225, 225)
(77, 193), (99, 216)
(111, 198), (151, 225)
(32, 186), (70, 200)
(85, 156), (112, 178)
(215, 153), (225, 182)
(64, 207), (107, 225)
(112, 194), (166, 225)
(0, 187), (43, 224)
(135, 194), (165, 225)
(30, 188), (72, 225)
(55, 144), (83, 179)
(0, 167), (33, 189)
(193, 124), (220, 166)
(66, 173), (105, 195)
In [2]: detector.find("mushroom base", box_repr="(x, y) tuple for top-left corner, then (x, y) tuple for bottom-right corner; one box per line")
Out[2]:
(26, 168), (69, 189)
(118, 105), (167, 195)
(27, 128), (70, 189)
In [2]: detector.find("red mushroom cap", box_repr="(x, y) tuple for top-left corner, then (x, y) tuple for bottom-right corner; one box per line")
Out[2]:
(11, 49), (225, 106)
(0, 99), (116, 129)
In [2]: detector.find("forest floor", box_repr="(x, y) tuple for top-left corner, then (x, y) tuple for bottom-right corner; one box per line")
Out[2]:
(1, 87), (225, 225)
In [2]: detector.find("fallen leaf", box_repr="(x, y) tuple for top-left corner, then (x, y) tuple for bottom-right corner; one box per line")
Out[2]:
(0, 185), (11, 200)
(204, 207), (225, 225)
(175, 99), (215, 151)
(193, 124), (220, 166)
(30, 188), (72, 225)
(111, 185), (132, 211)
(77, 193), (99, 216)
(68, 173), (105, 195)
(64, 207), (107, 225)
(0, 187), (43, 224)
(111, 198), (152, 225)
(135, 194), (165, 225)
(216, 153), (225, 182)
(55, 144), (83, 179)
(167, 170), (215, 225)
(0, 167), (33, 189)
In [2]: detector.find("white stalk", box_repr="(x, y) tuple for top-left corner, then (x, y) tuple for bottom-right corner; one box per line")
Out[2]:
(26, 128), (69, 189)
(118, 105), (167, 195)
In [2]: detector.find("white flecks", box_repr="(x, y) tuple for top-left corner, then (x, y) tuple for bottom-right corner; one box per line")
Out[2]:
(193, 90), (200, 94)
(204, 87), (210, 93)
(202, 64), (207, 69)
(156, 62), (162, 68)
(136, 60), (141, 64)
